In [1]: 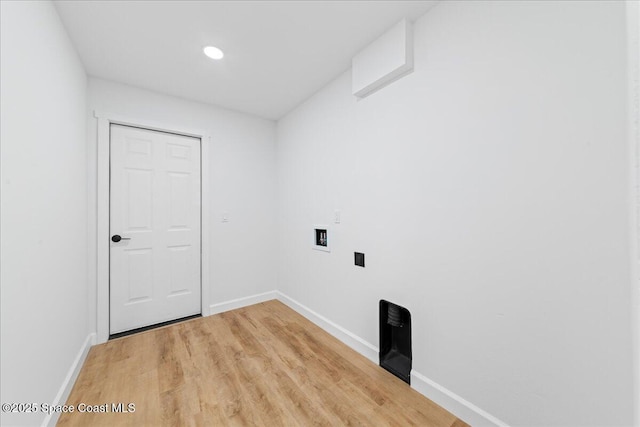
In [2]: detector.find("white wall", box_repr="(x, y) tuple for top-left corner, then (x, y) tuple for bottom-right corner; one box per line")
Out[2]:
(628, 1), (640, 425)
(87, 78), (278, 329)
(0, 1), (89, 426)
(277, 1), (634, 425)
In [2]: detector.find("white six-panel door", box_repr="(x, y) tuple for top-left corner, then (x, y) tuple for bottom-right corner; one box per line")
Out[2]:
(110, 124), (201, 334)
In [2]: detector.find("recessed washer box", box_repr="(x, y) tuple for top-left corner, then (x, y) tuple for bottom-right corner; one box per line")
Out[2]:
(313, 225), (330, 252)
(352, 18), (414, 98)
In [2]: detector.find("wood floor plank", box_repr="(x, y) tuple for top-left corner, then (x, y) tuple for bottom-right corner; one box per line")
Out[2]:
(58, 300), (470, 426)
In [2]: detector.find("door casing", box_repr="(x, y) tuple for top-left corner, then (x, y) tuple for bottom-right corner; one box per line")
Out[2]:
(93, 111), (211, 343)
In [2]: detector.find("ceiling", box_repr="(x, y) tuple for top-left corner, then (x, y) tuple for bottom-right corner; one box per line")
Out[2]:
(53, 1), (437, 120)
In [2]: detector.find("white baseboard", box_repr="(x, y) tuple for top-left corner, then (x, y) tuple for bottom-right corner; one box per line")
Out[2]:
(43, 332), (96, 427)
(209, 290), (278, 315)
(207, 290), (508, 426)
(275, 291), (379, 363)
(273, 291), (507, 427)
(411, 371), (509, 427)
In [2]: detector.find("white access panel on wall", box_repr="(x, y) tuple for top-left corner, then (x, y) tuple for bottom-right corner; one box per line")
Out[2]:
(352, 18), (413, 98)
(109, 124), (201, 334)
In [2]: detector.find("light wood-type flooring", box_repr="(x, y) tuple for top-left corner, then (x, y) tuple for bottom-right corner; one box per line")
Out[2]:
(58, 300), (470, 426)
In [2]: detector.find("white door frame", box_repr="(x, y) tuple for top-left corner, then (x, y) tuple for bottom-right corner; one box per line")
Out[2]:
(93, 111), (211, 343)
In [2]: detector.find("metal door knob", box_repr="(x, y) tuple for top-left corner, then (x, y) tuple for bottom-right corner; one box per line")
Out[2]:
(111, 235), (131, 242)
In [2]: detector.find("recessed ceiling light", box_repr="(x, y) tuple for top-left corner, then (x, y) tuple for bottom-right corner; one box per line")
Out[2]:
(203, 46), (224, 60)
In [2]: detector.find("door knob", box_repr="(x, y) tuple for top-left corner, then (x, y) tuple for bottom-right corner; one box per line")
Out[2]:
(111, 235), (131, 242)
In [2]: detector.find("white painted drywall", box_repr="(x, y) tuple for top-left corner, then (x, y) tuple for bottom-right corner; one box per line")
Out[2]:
(628, 1), (640, 425)
(86, 78), (278, 329)
(0, 1), (89, 426)
(277, 1), (634, 425)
